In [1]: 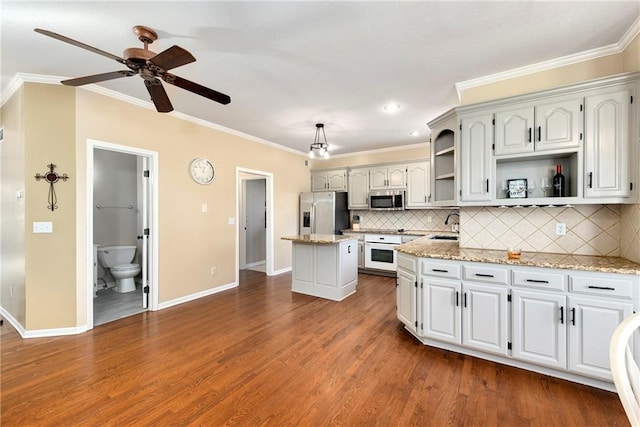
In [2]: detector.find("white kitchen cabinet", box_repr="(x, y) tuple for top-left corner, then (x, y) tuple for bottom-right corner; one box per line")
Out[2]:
(347, 168), (369, 209)
(423, 277), (461, 344)
(429, 109), (458, 206)
(342, 232), (365, 268)
(397, 268), (417, 333)
(311, 169), (347, 192)
(291, 238), (357, 301)
(494, 97), (583, 156)
(584, 85), (633, 199)
(405, 161), (430, 208)
(568, 296), (632, 381)
(459, 112), (492, 202)
(462, 282), (509, 356)
(511, 289), (567, 370)
(369, 165), (406, 190)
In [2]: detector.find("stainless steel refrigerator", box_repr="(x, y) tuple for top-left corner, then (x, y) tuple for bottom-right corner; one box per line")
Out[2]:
(299, 192), (349, 235)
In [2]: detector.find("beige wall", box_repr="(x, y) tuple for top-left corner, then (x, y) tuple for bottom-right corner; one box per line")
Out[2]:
(314, 144), (429, 170)
(1, 86), (26, 326)
(74, 89), (308, 305)
(623, 33), (640, 72)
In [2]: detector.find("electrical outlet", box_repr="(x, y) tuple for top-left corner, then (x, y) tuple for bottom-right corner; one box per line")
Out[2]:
(556, 223), (567, 236)
(427, 215), (432, 223)
(210, 267), (217, 276)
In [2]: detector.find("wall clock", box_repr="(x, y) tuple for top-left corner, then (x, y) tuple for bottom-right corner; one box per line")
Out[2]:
(189, 158), (215, 185)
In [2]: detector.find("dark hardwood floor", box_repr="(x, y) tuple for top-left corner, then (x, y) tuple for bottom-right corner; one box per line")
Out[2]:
(1, 270), (629, 426)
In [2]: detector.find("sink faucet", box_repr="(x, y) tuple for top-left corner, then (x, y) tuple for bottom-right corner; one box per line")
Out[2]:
(445, 212), (460, 233)
(444, 212), (459, 225)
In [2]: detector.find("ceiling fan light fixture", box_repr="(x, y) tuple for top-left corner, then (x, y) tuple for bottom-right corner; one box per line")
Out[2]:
(309, 123), (330, 160)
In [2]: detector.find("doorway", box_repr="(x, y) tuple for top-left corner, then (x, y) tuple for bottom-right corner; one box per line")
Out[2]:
(236, 168), (273, 281)
(86, 140), (158, 328)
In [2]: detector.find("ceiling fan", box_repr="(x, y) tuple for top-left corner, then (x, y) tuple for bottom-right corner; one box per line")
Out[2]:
(34, 26), (231, 113)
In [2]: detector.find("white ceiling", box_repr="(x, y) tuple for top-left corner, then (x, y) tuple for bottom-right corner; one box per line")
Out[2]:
(2, 1), (639, 156)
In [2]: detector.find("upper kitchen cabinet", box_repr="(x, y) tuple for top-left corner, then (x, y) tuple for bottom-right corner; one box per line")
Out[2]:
(584, 84), (635, 200)
(348, 167), (369, 209)
(311, 169), (347, 192)
(428, 108), (458, 206)
(369, 165), (406, 190)
(459, 112), (493, 203)
(406, 161), (431, 208)
(494, 96), (583, 157)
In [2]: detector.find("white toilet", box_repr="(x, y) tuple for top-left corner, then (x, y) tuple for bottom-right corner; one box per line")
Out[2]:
(97, 245), (141, 293)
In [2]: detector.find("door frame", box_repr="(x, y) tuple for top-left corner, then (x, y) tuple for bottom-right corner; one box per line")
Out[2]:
(235, 167), (274, 282)
(85, 139), (159, 328)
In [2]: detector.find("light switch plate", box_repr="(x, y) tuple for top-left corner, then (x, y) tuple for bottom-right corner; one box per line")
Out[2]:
(33, 221), (53, 233)
(555, 223), (567, 236)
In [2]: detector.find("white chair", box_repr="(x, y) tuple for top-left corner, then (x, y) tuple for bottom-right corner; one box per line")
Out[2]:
(610, 312), (640, 426)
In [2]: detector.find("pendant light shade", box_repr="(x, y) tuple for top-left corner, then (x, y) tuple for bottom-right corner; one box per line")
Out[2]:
(309, 123), (330, 159)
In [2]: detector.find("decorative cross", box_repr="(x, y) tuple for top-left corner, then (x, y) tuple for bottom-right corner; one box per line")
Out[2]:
(35, 163), (69, 211)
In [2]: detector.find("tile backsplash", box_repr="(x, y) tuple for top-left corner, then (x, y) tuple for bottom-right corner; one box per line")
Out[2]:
(350, 209), (457, 232)
(460, 205), (621, 256)
(621, 204), (640, 263)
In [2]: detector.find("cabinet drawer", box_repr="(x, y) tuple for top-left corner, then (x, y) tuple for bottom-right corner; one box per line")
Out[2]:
(421, 260), (461, 280)
(397, 254), (417, 274)
(463, 264), (509, 285)
(570, 275), (634, 299)
(513, 269), (566, 291)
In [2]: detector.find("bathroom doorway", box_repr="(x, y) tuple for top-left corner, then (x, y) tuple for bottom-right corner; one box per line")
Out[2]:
(236, 168), (273, 280)
(86, 140), (158, 328)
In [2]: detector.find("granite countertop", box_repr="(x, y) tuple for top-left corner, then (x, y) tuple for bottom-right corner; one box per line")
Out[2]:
(281, 234), (359, 244)
(341, 228), (433, 236)
(396, 236), (640, 275)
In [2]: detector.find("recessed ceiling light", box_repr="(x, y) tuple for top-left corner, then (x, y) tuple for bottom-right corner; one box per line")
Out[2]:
(410, 131), (420, 137)
(383, 103), (400, 113)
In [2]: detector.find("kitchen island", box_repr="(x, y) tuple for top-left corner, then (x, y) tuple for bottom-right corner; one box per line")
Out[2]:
(281, 234), (358, 301)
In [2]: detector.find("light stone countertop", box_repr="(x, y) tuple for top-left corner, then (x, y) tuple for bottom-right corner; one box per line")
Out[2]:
(281, 234), (358, 244)
(341, 228), (432, 236)
(396, 236), (640, 275)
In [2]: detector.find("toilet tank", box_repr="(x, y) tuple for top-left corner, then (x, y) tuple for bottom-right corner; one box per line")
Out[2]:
(97, 245), (136, 268)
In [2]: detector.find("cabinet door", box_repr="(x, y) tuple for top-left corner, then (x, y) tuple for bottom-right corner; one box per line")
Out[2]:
(311, 171), (328, 192)
(397, 269), (417, 332)
(568, 296), (633, 381)
(535, 97), (583, 152)
(422, 277), (461, 344)
(357, 241), (364, 268)
(512, 289), (566, 370)
(462, 283), (509, 356)
(460, 113), (492, 202)
(326, 169), (347, 192)
(348, 168), (369, 209)
(406, 162), (430, 208)
(339, 241), (357, 285)
(368, 167), (388, 190)
(387, 165), (407, 189)
(584, 87), (631, 198)
(494, 106), (534, 156)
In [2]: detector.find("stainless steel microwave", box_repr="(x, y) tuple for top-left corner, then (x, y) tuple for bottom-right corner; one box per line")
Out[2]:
(368, 190), (405, 210)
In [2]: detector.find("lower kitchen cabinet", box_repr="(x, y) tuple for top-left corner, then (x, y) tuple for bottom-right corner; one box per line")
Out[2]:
(396, 253), (640, 390)
(511, 289), (567, 370)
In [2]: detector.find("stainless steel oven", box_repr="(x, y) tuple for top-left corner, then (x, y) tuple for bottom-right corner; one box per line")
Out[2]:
(364, 234), (401, 271)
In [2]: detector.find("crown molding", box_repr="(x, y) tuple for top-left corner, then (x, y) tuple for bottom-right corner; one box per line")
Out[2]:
(1, 73), (307, 157)
(455, 15), (640, 100)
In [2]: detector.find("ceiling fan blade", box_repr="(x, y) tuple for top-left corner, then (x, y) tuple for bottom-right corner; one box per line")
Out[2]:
(61, 70), (136, 86)
(163, 73), (231, 105)
(34, 28), (126, 64)
(144, 79), (174, 113)
(149, 45), (196, 71)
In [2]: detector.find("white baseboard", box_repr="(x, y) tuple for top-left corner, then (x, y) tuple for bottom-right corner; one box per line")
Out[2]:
(270, 266), (291, 276)
(0, 306), (89, 339)
(157, 282), (238, 310)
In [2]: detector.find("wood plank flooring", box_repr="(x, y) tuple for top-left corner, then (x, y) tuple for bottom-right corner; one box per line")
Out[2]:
(1, 271), (629, 426)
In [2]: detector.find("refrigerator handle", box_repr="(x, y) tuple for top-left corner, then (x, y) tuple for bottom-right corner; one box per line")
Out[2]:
(311, 202), (316, 234)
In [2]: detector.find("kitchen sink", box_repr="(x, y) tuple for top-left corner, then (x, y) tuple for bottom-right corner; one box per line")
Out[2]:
(429, 235), (459, 241)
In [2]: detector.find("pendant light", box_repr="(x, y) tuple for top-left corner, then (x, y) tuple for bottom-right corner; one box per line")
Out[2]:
(309, 123), (330, 159)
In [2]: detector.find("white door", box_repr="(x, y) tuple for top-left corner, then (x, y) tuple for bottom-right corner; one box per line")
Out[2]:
(387, 165), (407, 189)
(423, 277), (461, 344)
(460, 113), (493, 202)
(535, 97), (583, 152)
(512, 289), (566, 369)
(568, 296), (633, 381)
(369, 167), (388, 190)
(494, 106), (534, 156)
(406, 162), (430, 208)
(348, 168), (369, 209)
(462, 282), (509, 356)
(141, 156), (150, 309)
(245, 179), (266, 267)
